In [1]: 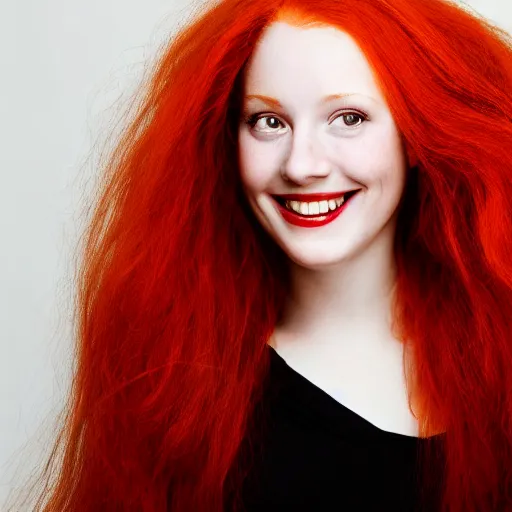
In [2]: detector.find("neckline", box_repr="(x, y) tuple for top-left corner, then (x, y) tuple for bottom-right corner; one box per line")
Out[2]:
(266, 344), (446, 442)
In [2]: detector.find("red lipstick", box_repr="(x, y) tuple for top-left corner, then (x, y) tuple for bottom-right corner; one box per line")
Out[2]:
(271, 189), (360, 228)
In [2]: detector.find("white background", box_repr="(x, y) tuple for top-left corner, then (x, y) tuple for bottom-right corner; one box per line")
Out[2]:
(1, 0), (511, 507)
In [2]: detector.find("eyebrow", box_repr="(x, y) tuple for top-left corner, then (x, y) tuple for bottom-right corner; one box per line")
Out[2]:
(244, 93), (370, 107)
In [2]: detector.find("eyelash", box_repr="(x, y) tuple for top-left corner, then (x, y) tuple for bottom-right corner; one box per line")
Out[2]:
(244, 109), (369, 131)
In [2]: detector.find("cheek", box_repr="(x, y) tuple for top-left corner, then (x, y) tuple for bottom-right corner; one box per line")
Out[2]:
(379, 141), (408, 195)
(238, 134), (276, 193)
(368, 160), (408, 222)
(356, 133), (408, 192)
(378, 169), (407, 210)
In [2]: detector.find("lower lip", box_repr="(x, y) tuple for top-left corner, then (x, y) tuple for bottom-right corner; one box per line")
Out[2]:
(273, 194), (358, 228)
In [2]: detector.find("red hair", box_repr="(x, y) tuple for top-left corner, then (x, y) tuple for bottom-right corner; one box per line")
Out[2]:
(15, 0), (512, 510)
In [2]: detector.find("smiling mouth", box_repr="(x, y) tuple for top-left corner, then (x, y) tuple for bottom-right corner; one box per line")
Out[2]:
(272, 190), (360, 217)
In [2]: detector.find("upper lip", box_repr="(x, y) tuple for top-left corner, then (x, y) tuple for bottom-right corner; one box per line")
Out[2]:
(272, 190), (360, 201)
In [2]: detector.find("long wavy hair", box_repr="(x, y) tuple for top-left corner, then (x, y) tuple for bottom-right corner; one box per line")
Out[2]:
(13, 0), (512, 510)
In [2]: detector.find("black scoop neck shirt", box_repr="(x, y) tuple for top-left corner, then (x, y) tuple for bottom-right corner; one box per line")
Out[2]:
(228, 344), (447, 512)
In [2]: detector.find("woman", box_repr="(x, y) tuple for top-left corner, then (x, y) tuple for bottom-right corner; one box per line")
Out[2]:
(17, 0), (512, 510)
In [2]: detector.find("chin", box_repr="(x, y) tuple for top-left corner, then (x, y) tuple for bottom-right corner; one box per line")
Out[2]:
(280, 244), (357, 270)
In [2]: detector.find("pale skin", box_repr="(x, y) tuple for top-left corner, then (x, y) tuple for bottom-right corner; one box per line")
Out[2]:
(238, 21), (422, 437)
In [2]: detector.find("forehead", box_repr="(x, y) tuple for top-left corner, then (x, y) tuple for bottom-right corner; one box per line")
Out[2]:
(242, 21), (384, 104)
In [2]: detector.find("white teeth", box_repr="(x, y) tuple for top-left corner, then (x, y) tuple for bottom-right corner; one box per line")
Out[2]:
(289, 201), (301, 213)
(309, 202), (320, 215)
(284, 196), (347, 216)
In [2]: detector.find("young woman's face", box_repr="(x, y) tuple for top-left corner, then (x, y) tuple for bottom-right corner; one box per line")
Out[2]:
(238, 22), (413, 269)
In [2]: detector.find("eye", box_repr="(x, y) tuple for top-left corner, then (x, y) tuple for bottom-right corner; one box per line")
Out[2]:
(330, 110), (368, 128)
(243, 109), (368, 134)
(245, 114), (286, 133)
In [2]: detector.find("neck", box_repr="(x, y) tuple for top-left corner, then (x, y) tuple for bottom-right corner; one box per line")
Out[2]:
(276, 224), (399, 348)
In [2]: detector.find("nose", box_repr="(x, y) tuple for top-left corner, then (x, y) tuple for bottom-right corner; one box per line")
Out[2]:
(280, 128), (331, 185)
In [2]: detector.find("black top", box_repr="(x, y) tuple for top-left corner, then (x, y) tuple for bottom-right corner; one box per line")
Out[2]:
(228, 345), (446, 512)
